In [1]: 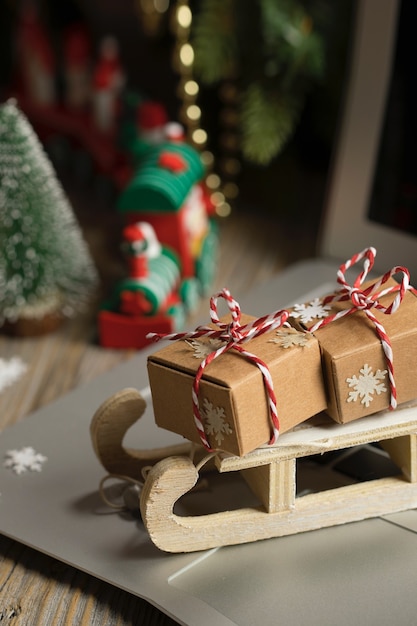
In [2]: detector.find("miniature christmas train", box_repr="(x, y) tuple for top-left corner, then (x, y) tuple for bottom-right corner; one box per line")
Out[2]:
(98, 140), (218, 349)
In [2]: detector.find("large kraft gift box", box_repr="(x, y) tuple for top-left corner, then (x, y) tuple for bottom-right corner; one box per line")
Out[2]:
(288, 277), (417, 424)
(147, 314), (327, 456)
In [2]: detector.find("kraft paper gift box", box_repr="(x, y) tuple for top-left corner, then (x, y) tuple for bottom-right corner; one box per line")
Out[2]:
(288, 277), (417, 424)
(147, 314), (327, 456)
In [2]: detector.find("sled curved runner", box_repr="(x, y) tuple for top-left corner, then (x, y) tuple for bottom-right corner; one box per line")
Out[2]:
(90, 387), (194, 480)
(91, 390), (417, 553)
(140, 454), (417, 553)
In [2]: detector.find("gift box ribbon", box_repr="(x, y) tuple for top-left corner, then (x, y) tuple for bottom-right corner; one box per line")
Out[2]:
(309, 247), (417, 410)
(148, 288), (289, 451)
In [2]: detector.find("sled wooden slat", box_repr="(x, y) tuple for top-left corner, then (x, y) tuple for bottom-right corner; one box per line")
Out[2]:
(241, 459), (296, 513)
(380, 433), (417, 482)
(215, 400), (417, 472)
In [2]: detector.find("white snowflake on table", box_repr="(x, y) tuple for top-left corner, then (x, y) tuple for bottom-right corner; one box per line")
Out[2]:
(3, 447), (47, 475)
(346, 364), (387, 408)
(290, 298), (331, 324)
(202, 398), (232, 446)
(0, 357), (27, 393)
(186, 338), (225, 359)
(268, 328), (311, 348)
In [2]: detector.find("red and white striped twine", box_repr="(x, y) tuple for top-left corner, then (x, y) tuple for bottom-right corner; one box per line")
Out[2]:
(309, 247), (417, 410)
(147, 288), (289, 451)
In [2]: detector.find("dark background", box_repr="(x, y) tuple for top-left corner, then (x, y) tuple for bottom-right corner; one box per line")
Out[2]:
(0, 0), (356, 238)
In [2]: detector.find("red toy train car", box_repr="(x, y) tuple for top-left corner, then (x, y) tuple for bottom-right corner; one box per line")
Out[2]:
(98, 140), (218, 349)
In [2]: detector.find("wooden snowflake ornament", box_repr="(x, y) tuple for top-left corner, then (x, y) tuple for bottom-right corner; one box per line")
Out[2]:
(290, 298), (331, 324)
(346, 364), (388, 408)
(268, 327), (312, 348)
(186, 338), (225, 359)
(202, 398), (232, 446)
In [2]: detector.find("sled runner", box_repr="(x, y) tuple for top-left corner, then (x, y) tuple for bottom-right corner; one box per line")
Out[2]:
(91, 387), (417, 553)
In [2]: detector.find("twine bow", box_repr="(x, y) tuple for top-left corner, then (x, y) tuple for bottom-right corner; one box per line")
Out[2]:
(309, 247), (416, 410)
(147, 288), (289, 451)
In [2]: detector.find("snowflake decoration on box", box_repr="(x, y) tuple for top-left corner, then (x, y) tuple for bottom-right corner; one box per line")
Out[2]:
(0, 357), (27, 393)
(186, 338), (225, 359)
(290, 298), (331, 324)
(346, 364), (387, 408)
(3, 446), (47, 475)
(202, 397), (232, 446)
(268, 328), (311, 348)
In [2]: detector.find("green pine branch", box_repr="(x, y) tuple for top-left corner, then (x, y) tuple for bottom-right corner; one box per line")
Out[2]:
(192, 0), (327, 165)
(240, 83), (300, 166)
(192, 0), (238, 84)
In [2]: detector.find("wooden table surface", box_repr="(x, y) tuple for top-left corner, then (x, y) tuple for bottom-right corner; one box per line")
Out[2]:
(0, 209), (317, 625)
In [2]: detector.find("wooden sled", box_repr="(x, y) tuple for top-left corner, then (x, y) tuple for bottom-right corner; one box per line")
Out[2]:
(91, 388), (417, 553)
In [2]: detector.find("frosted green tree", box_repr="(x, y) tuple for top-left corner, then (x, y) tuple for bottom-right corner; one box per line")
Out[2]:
(0, 99), (98, 326)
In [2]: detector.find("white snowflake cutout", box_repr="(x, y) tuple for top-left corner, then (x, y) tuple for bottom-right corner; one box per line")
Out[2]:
(290, 298), (331, 324)
(3, 446), (47, 475)
(202, 398), (232, 446)
(268, 328), (311, 348)
(0, 357), (27, 393)
(186, 338), (225, 359)
(346, 364), (387, 408)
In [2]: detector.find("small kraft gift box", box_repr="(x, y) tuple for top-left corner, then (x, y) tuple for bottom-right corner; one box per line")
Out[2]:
(289, 247), (417, 425)
(147, 289), (327, 456)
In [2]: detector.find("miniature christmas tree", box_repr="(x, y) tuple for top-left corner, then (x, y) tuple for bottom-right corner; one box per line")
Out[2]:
(0, 99), (98, 333)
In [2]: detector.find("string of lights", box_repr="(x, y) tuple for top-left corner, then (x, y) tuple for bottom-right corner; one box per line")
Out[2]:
(136, 0), (233, 217)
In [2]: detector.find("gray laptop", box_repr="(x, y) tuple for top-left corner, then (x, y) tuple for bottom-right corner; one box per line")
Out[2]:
(1, 0), (416, 624)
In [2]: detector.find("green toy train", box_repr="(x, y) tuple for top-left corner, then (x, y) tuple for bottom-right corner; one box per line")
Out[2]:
(98, 140), (218, 349)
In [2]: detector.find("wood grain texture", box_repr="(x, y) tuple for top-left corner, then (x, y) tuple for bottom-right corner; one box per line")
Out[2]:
(90, 387), (194, 479)
(140, 454), (417, 553)
(0, 211), (296, 624)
